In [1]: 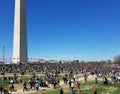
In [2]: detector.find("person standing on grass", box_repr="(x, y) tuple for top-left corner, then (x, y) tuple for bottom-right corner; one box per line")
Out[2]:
(0, 85), (3, 94)
(76, 82), (81, 94)
(60, 87), (64, 94)
(71, 80), (74, 91)
(69, 80), (72, 88)
(95, 77), (98, 84)
(57, 79), (60, 87)
(82, 79), (85, 85)
(93, 85), (97, 94)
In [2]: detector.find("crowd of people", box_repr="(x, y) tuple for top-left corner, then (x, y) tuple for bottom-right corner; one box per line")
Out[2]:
(0, 61), (120, 94)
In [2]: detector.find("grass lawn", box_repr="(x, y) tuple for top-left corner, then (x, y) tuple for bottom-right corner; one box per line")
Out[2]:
(0, 75), (120, 94)
(29, 81), (120, 94)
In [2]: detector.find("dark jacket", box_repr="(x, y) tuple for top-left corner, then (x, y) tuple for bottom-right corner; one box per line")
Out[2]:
(60, 88), (63, 94)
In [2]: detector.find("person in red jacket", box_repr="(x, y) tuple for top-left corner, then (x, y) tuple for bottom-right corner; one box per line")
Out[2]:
(76, 82), (81, 94)
(93, 85), (97, 94)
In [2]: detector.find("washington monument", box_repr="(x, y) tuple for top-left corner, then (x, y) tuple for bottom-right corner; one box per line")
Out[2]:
(13, 0), (28, 63)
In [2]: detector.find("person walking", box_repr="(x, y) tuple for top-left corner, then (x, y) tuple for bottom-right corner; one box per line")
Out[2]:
(11, 84), (15, 92)
(23, 81), (27, 91)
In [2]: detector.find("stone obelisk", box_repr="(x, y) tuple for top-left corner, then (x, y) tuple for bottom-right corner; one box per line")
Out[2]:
(13, 0), (28, 63)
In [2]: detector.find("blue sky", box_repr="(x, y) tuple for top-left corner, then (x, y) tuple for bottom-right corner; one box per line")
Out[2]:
(0, 0), (120, 61)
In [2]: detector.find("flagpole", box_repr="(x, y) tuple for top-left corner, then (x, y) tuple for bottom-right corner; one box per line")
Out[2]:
(2, 46), (5, 86)
(3, 46), (5, 63)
